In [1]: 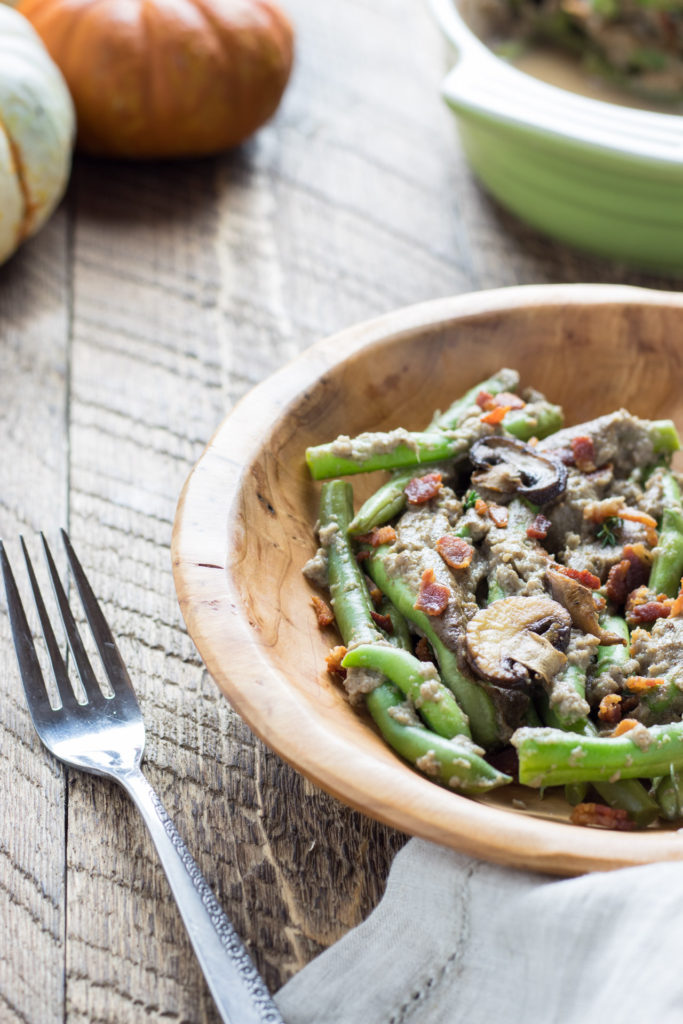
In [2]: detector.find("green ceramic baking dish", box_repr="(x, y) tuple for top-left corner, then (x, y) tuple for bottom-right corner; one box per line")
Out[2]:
(431, 0), (683, 271)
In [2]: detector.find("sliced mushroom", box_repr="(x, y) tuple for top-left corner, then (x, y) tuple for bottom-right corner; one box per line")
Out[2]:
(469, 436), (567, 505)
(546, 568), (626, 646)
(471, 461), (521, 495)
(466, 595), (571, 687)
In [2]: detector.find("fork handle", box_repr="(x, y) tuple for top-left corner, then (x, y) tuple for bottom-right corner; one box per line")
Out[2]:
(118, 767), (284, 1024)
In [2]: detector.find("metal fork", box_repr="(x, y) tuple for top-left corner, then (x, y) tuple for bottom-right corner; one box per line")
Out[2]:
(1, 531), (283, 1024)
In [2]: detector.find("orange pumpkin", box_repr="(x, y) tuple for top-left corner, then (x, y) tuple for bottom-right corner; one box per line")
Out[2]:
(16, 0), (294, 158)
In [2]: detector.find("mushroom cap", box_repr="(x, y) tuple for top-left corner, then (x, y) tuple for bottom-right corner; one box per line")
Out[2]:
(469, 436), (567, 505)
(466, 595), (572, 688)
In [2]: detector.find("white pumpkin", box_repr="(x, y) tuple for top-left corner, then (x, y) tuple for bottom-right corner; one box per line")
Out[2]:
(0, 5), (74, 264)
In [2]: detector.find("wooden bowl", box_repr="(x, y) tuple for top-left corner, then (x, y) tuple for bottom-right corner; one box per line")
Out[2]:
(172, 283), (683, 875)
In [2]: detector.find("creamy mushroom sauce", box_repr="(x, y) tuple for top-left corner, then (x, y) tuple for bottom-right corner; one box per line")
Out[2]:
(306, 370), (683, 825)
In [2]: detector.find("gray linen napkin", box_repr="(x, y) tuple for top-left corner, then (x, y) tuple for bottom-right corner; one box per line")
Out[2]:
(276, 836), (683, 1024)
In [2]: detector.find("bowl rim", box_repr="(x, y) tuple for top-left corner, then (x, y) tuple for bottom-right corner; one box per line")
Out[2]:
(430, 0), (683, 166)
(172, 283), (683, 875)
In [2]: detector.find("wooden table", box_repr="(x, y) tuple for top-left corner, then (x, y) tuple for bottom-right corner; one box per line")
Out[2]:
(1, 2), (677, 1021)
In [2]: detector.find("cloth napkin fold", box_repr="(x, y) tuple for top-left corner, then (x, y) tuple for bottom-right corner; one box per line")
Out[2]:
(276, 836), (683, 1024)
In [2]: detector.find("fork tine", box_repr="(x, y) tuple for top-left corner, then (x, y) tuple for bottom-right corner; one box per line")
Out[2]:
(40, 533), (104, 705)
(20, 537), (80, 710)
(0, 540), (53, 724)
(60, 529), (137, 703)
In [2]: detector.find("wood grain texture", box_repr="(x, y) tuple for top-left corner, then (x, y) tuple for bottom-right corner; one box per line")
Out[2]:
(0, 213), (71, 1024)
(0, 0), (681, 1021)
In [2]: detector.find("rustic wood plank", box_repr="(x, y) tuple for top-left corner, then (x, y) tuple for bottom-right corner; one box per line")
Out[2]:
(0, 212), (71, 1024)
(2, 0), (682, 1021)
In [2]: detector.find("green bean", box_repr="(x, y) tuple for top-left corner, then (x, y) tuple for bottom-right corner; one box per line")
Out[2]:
(342, 644), (469, 739)
(487, 578), (505, 605)
(348, 390), (561, 534)
(365, 684), (510, 793)
(655, 770), (683, 821)
(306, 430), (471, 480)
(592, 780), (659, 828)
(650, 505), (683, 597)
(594, 613), (662, 824)
(537, 416), (679, 463)
(535, 671), (657, 826)
(321, 372), (518, 491)
(503, 401), (563, 442)
(349, 464), (444, 535)
(321, 481), (382, 648)
(661, 468), (682, 508)
(434, 369), (519, 431)
(537, 665), (592, 733)
(322, 372), (520, 494)
(565, 782), (588, 806)
(650, 420), (681, 455)
(366, 547), (502, 748)
(596, 615), (630, 676)
(320, 480), (509, 792)
(643, 470), (683, 812)
(514, 721), (683, 787)
(378, 597), (413, 651)
(309, 394), (567, 484)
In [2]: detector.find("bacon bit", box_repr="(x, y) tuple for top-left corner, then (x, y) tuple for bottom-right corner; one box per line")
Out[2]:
(415, 637), (433, 662)
(355, 549), (370, 563)
(474, 498), (489, 515)
(311, 595), (334, 628)
(480, 404), (512, 425)
(598, 693), (622, 724)
(570, 803), (634, 831)
(607, 544), (655, 606)
(627, 601), (672, 626)
(552, 564), (601, 590)
(495, 391), (525, 410)
(366, 578), (383, 607)
(610, 548), (651, 602)
(436, 535), (474, 570)
(623, 542), (654, 572)
(488, 504), (509, 529)
(620, 508), (658, 530)
(625, 676), (666, 693)
(404, 471), (443, 505)
(670, 581), (683, 618)
(613, 718), (639, 736)
(571, 436), (597, 473)
(371, 610), (394, 633)
(629, 627), (649, 656)
(325, 645), (347, 679)
(355, 525), (397, 547)
(605, 559), (631, 605)
(625, 585), (652, 611)
(527, 513), (552, 540)
(476, 390), (525, 412)
(583, 496), (625, 523)
(414, 568), (451, 616)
